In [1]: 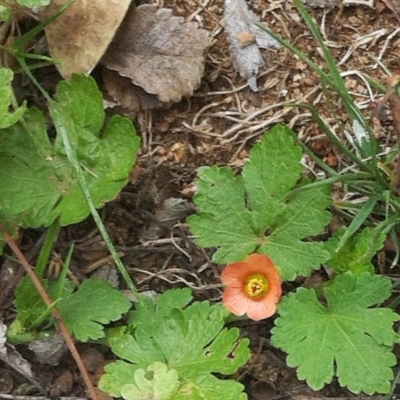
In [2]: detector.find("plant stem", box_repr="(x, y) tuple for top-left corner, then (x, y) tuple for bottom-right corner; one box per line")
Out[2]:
(0, 224), (99, 400)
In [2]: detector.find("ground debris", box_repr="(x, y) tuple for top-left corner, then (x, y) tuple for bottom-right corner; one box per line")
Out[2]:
(102, 4), (210, 109)
(223, 0), (280, 92)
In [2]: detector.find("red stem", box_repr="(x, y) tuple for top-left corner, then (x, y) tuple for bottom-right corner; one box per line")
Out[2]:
(0, 224), (99, 400)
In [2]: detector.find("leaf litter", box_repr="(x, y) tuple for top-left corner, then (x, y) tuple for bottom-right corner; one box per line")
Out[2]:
(0, 322), (43, 391)
(223, 0), (281, 92)
(40, 0), (132, 79)
(102, 4), (210, 108)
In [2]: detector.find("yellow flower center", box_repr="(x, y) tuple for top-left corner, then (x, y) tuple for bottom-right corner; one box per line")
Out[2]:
(244, 273), (269, 299)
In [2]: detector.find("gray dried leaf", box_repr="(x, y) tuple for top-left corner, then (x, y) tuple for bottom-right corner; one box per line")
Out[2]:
(0, 321), (43, 390)
(224, 0), (280, 91)
(0, 322), (6, 350)
(102, 5), (210, 103)
(92, 263), (120, 288)
(28, 332), (68, 366)
(141, 198), (195, 241)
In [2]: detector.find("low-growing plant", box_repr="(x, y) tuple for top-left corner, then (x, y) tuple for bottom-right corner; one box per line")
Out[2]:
(99, 288), (250, 400)
(260, 0), (400, 255)
(187, 124), (400, 395)
(1, 0), (400, 398)
(0, 64), (250, 398)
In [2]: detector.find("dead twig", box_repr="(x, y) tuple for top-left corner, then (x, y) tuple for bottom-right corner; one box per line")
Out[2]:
(389, 94), (400, 192)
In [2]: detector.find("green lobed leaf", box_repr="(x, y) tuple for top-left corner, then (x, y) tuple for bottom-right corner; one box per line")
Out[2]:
(130, 288), (193, 333)
(0, 74), (139, 228)
(271, 272), (399, 394)
(259, 186), (332, 280)
(175, 374), (247, 400)
(187, 124), (331, 280)
(100, 361), (138, 397)
(13, 277), (51, 330)
(186, 166), (258, 261)
(325, 227), (385, 275)
(0, 68), (26, 129)
(57, 278), (132, 341)
(242, 124), (303, 233)
(12, 276), (74, 331)
(99, 289), (249, 399)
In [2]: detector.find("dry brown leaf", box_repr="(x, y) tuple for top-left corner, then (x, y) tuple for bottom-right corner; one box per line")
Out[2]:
(224, 0), (280, 92)
(102, 5), (210, 103)
(40, 0), (132, 79)
(102, 68), (162, 112)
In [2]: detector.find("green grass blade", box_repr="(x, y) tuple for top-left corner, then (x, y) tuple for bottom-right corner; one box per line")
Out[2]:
(50, 102), (138, 297)
(35, 219), (60, 278)
(336, 196), (378, 251)
(55, 242), (75, 301)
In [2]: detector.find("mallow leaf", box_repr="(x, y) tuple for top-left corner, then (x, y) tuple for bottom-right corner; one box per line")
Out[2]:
(99, 289), (249, 400)
(0, 68), (26, 129)
(271, 272), (399, 394)
(121, 362), (180, 400)
(57, 278), (132, 341)
(0, 74), (139, 228)
(187, 124), (331, 280)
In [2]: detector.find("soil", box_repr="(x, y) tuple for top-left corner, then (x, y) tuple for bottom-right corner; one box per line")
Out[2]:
(1, 0), (400, 399)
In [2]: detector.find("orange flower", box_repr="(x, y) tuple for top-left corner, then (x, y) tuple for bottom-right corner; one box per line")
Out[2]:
(221, 253), (282, 321)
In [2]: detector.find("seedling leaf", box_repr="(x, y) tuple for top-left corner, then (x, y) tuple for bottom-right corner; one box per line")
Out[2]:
(99, 289), (249, 399)
(187, 124), (331, 280)
(325, 227), (385, 275)
(121, 362), (180, 400)
(57, 278), (131, 341)
(271, 272), (399, 394)
(0, 68), (26, 129)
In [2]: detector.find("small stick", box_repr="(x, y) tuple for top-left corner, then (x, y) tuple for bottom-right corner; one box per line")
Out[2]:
(389, 94), (400, 193)
(0, 225), (99, 400)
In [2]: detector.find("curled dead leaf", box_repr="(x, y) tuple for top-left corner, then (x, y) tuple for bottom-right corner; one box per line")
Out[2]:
(28, 333), (67, 366)
(224, 0), (280, 91)
(0, 322), (43, 390)
(40, 0), (132, 79)
(102, 5), (210, 104)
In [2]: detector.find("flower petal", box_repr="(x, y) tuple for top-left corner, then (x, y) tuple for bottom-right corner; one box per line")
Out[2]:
(222, 287), (252, 316)
(246, 299), (277, 321)
(221, 261), (249, 287)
